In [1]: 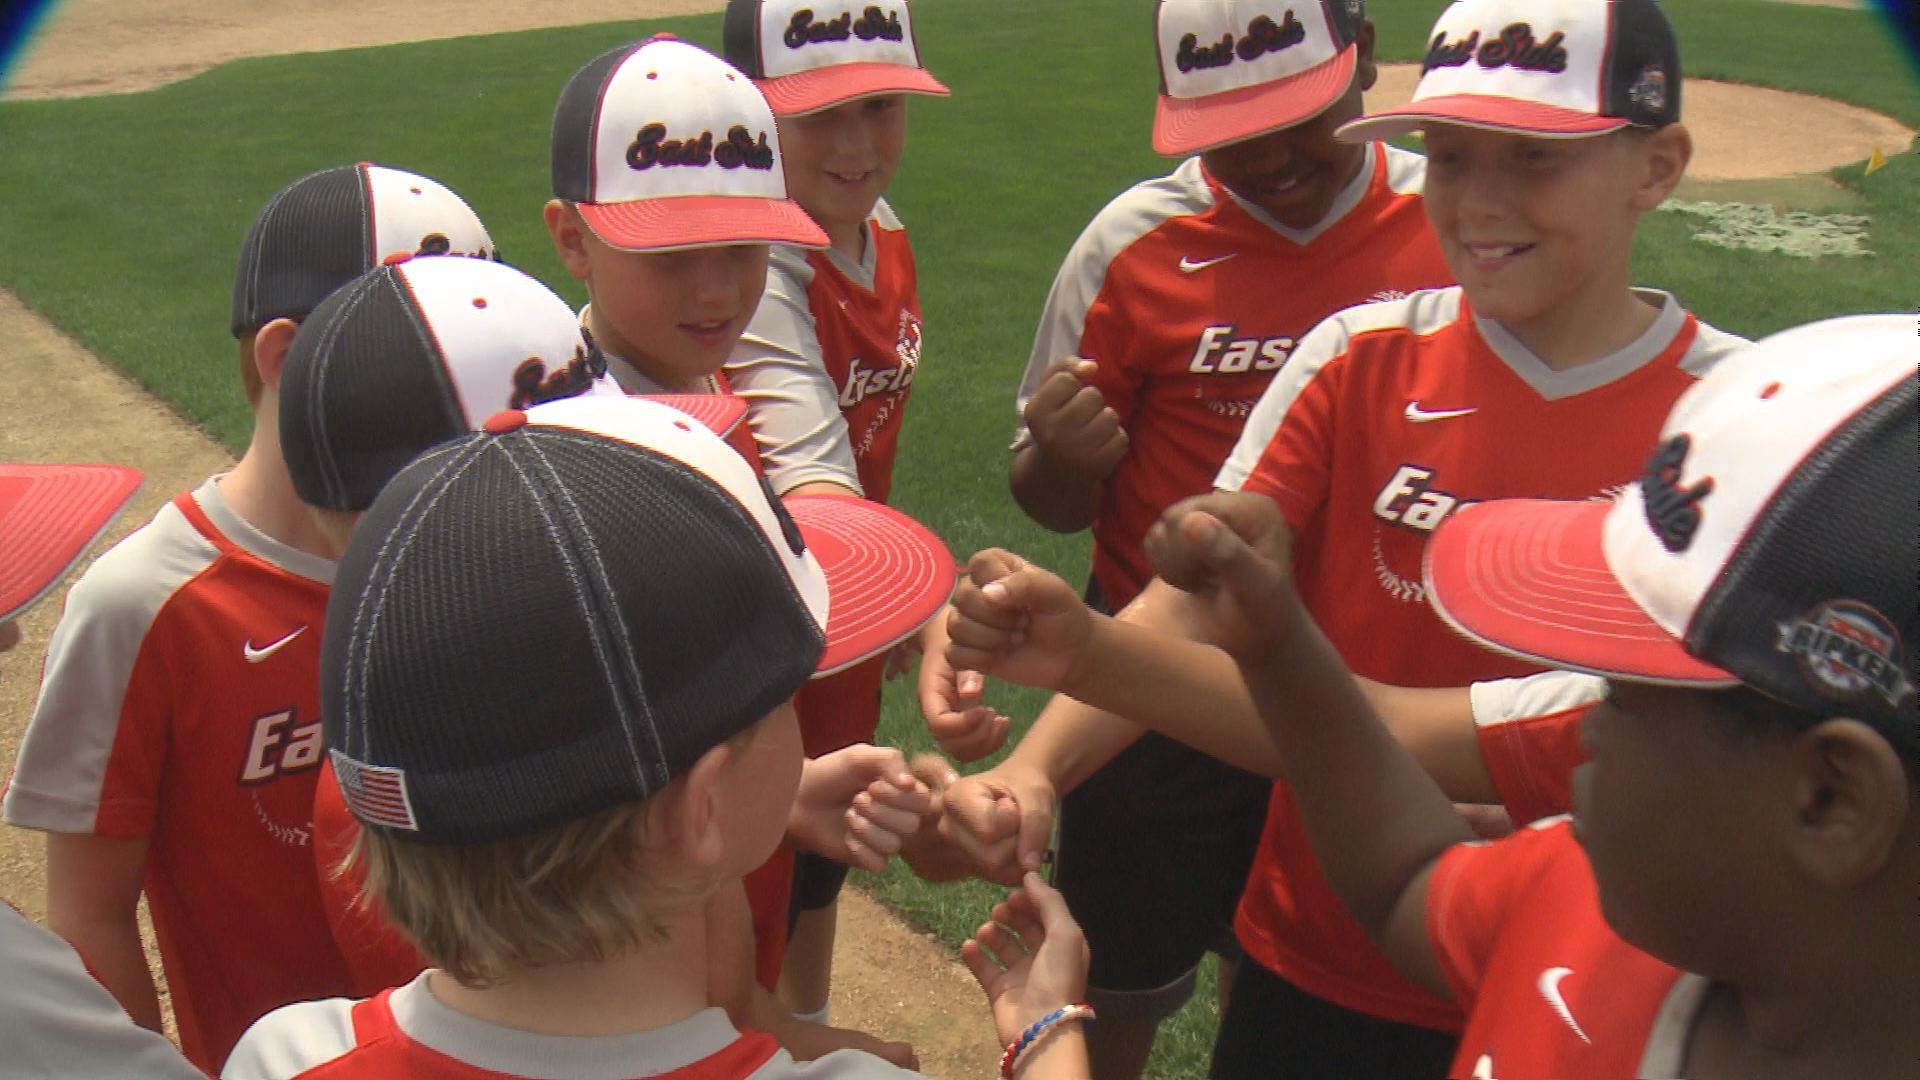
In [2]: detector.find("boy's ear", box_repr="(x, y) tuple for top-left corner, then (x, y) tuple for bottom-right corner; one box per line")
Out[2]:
(1353, 22), (1378, 92)
(1628, 123), (1692, 212)
(250, 318), (301, 393)
(648, 742), (736, 872)
(544, 199), (594, 283)
(1783, 719), (1909, 888)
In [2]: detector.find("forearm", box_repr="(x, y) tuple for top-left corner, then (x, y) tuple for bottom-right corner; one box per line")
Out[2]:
(1008, 446), (1102, 534)
(999, 689), (1143, 796)
(1013, 1030), (1088, 1079)
(45, 908), (162, 1031)
(1234, 595), (1473, 938)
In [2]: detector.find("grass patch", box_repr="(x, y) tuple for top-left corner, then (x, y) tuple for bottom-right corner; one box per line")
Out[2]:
(0, 1), (1915, 1075)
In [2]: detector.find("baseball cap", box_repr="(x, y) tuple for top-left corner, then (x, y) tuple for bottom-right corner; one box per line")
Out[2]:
(1337, 0), (1679, 143)
(322, 394), (955, 843)
(550, 36), (829, 252)
(231, 163), (496, 337)
(0, 464), (142, 624)
(723, 0), (949, 116)
(1425, 315), (1915, 742)
(280, 256), (624, 513)
(1152, 0), (1367, 156)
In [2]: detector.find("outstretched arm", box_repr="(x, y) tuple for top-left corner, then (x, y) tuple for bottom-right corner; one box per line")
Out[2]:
(1145, 492), (1471, 994)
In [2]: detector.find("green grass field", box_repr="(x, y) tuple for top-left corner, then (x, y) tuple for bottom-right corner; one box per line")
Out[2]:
(1, 0), (1914, 1075)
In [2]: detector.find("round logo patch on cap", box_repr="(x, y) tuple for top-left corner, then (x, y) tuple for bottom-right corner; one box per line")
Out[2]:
(1775, 600), (1916, 710)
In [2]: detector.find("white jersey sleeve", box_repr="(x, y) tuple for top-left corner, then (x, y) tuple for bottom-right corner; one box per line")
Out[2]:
(726, 245), (865, 497)
(0, 904), (203, 1078)
(2, 501), (213, 833)
(1013, 159), (1216, 450)
(1469, 670), (1609, 730)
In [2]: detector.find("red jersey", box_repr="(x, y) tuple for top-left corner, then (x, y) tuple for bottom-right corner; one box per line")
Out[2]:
(729, 199), (922, 504)
(1016, 145), (1451, 607)
(2, 479), (353, 1072)
(1428, 820), (1704, 1079)
(223, 976), (921, 1078)
(1216, 287), (1743, 1028)
(1471, 671), (1605, 827)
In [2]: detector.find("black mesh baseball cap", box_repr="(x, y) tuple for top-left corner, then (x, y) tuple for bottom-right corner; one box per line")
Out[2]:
(1427, 315), (1916, 748)
(279, 257), (623, 513)
(1338, 0), (1680, 142)
(230, 163), (497, 338)
(322, 395), (955, 844)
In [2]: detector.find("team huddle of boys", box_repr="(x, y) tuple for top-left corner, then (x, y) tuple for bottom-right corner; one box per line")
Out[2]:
(1, 0), (1913, 1077)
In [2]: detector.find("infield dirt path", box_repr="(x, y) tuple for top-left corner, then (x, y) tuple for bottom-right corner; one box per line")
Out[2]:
(0, 0), (1908, 1076)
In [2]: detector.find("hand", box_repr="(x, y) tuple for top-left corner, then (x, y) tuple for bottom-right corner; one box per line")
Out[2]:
(1024, 358), (1129, 481)
(918, 609), (1010, 761)
(790, 745), (931, 871)
(962, 872), (1091, 1045)
(1142, 492), (1297, 660)
(892, 754), (996, 882)
(937, 761), (1054, 885)
(945, 549), (1094, 694)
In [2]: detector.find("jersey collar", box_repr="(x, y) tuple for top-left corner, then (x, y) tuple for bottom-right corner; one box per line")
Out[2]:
(1216, 142), (1378, 248)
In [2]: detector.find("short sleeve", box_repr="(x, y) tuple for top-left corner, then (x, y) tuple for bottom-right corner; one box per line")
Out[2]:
(1471, 672), (1605, 825)
(1013, 229), (1142, 451)
(2, 527), (198, 836)
(1213, 313), (1348, 530)
(1424, 822), (1571, 1007)
(220, 998), (359, 1079)
(725, 247), (864, 497)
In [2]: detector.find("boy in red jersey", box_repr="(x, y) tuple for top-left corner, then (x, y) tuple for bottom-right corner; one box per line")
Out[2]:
(1138, 313), (1917, 1080)
(720, 0), (952, 1023)
(0, 163), (496, 1072)
(938, 0), (1744, 1074)
(953, 0), (1451, 1071)
(221, 396), (1094, 1080)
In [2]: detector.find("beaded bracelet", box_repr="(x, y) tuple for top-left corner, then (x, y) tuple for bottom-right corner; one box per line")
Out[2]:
(999, 1002), (1095, 1078)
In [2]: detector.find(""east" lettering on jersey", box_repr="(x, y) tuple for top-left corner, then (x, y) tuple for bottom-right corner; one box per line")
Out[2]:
(1189, 325), (1294, 374)
(238, 708), (323, 785)
(1372, 464), (1476, 533)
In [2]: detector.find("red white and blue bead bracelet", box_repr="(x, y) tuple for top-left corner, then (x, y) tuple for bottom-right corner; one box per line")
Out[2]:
(999, 1003), (1095, 1078)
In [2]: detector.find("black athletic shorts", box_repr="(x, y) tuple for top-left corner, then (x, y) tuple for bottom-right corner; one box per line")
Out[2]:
(788, 849), (852, 931)
(1050, 575), (1272, 1015)
(1210, 960), (1457, 1079)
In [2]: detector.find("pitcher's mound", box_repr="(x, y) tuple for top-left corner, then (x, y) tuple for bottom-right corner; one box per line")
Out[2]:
(1371, 65), (1913, 182)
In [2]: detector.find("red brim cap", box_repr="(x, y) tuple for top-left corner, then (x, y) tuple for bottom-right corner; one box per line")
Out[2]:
(579, 195), (829, 252)
(0, 464), (143, 623)
(757, 62), (950, 116)
(638, 393), (749, 438)
(785, 494), (953, 676)
(1336, 94), (1629, 143)
(1153, 44), (1356, 156)
(1424, 499), (1737, 686)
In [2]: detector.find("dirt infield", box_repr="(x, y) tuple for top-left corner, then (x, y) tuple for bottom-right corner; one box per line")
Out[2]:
(0, 0), (1907, 1075)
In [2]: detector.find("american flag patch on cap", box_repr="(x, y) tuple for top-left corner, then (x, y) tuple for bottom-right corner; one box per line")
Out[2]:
(331, 750), (419, 831)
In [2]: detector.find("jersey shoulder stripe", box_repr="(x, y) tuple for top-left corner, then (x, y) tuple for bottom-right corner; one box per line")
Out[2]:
(870, 197), (903, 233)
(1016, 159), (1218, 425)
(1680, 318), (1748, 376)
(1470, 671), (1607, 729)
(2, 498), (220, 832)
(1380, 143), (1428, 196)
(222, 998), (358, 1079)
(769, 241), (818, 292)
(1215, 287), (1464, 492)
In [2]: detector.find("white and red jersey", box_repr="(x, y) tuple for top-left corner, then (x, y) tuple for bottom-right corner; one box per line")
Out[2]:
(1, 478), (354, 1071)
(1471, 671), (1606, 827)
(1015, 144), (1451, 608)
(1216, 287), (1744, 1028)
(728, 199), (921, 503)
(1428, 820), (1705, 1079)
(223, 975), (925, 1079)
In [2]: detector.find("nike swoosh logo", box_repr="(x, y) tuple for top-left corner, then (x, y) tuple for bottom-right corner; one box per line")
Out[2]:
(1178, 253), (1237, 273)
(1405, 401), (1479, 423)
(1538, 966), (1591, 1044)
(243, 627), (308, 663)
